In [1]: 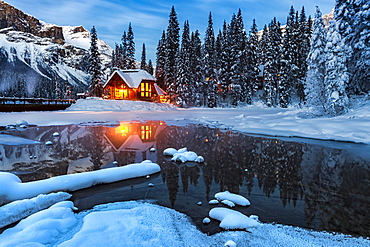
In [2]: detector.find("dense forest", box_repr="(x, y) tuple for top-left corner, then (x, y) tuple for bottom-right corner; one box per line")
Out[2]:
(106, 0), (369, 116)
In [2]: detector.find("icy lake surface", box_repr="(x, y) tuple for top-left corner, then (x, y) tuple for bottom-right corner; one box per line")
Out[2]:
(0, 121), (369, 237)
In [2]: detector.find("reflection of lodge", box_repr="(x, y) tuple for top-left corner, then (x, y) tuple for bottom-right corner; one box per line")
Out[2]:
(104, 121), (167, 163)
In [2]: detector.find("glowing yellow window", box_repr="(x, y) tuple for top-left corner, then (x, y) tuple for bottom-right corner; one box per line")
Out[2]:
(140, 82), (151, 98)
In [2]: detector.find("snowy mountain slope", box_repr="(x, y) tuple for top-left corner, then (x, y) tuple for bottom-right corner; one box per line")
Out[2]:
(0, 1), (112, 97)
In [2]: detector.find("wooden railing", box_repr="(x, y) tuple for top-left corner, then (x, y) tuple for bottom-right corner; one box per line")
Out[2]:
(0, 97), (76, 112)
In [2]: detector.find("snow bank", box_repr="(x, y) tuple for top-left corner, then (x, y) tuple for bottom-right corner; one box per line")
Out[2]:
(209, 207), (260, 230)
(0, 192), (71, 228)
(0, 160), (160, 203)
(1, 201), (368, 247)
(0, 201), (77, 247)
(66, 98), (178, 111)
(215, 191), (251, 206)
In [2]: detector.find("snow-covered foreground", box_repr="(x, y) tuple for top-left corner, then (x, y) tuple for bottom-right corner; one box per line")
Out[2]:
(1, 199), (368, 247)
(0, 98), (369, 144)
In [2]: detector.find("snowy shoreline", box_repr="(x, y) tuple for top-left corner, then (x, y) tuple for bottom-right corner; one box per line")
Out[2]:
(0, 98), (369, 145)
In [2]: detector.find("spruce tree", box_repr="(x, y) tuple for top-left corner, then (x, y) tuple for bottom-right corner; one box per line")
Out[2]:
(203, 12), (218, 107)
(176, 20), (193, 107)
(140, 43), (147, 71)
(280, 6), (298, 108)
(88, 26), (103, 97)
(164, 6), (180, 101)
(263, 18), (282, 107)
(245, 19), (260, 104)
(296, 7), (312, 103)
(120, 31), (127, 69)
(191, 30), (205, 107)
(351, 0), (370, 93)
(126, 23), (136, 69)
(147, 59), (154, 75)
(155, 31), (166, 89)
(219, 20), (232, 103)
(229, 9), (247, 106)
(323, 20), (349, 116)
(304, 7), (327, 115)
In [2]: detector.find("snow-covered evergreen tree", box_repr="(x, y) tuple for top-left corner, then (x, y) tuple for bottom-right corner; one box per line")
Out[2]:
(140, 43), (147, 71)
(323, 20), (349, 116)
(219, 21), (232, 102)
(87, 26), (103, 97)
(245, 19), (260, 104)
(190, 30), (205, 107)
(164, 6), (180, 101)
(147, 59), (154, 75)
(352, 0), (370, 93)
(280, 6), (298, 108)
(203, 12), (218, 107)
(335, 0), (370, 93)
(296, 7), (312, 103)
(263, 18), (282, 107)
(304, 7), (327, 115)
(155, 31), (166, 89)
(126, 23), (136, 69)
(229, 9), (247, 106)
(176, 20), (193, 107)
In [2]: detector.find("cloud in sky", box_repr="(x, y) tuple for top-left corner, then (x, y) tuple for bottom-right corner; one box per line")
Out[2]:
(5, 0), (335, 61)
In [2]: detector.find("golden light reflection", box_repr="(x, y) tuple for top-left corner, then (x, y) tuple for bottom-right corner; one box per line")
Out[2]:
(116, 123), (130, 137)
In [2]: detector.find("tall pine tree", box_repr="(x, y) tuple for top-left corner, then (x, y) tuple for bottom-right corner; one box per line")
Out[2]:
(176, 20), (193, 107)
(155, 31), (166, 89)
(140, 43), (147, 71)
(304, 7), (327, 115)
(191, 30), (205, 107)
(126, 23), (136, 69)
(164, 6), (180, 101)
(88, 26), (103, 97)
(203, 12), (218, 107)
(323, 20), (349, 116)
(245, 19), (260, 104)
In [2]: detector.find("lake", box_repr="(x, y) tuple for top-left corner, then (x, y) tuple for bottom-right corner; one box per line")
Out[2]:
(0, 121), (369, 237)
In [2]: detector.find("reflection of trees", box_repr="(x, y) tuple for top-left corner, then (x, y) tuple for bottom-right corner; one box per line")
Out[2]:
(300, 146), (370, 236)
(180, 164), (200, 193)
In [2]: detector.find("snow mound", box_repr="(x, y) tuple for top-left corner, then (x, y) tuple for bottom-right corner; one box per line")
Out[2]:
(215, 191), (250, 206)
(66, 98), (178, 111)
(163, 147), (204, 163)
(0, 201), (77, 247)
(209, 207), (260, 230)
(0, 192), (71, 228)
(0, 160), (160, 203)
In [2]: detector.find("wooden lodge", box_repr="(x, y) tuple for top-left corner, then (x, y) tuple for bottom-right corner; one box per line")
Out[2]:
(103, 69), (168, 103)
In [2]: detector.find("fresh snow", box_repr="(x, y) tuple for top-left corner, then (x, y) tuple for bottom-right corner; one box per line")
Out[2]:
(0, 99), (369, 144)
(0, 192), (71, 228)
(0, 160), (160, 204)
(1, 200), (368, 247)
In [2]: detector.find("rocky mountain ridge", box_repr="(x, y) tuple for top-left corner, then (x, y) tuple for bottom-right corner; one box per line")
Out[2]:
(0, 1), (112, 98)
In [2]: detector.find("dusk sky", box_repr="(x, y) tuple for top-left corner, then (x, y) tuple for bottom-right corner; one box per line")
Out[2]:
(5, 0), (335, 61)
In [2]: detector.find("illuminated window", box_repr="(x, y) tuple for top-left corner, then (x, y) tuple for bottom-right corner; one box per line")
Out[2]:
(141, 125), (152, 140)
(140, 82), (151, 98)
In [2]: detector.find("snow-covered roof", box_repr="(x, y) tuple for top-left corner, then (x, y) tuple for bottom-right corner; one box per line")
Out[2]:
(104, 69), (156, 89)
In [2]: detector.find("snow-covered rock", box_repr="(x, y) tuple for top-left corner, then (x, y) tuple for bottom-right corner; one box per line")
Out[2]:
(165, 147), (204, 163)
(224, 240), (237, 247)
(209, 207), (260, 230)
(215, 191), (250, 206)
